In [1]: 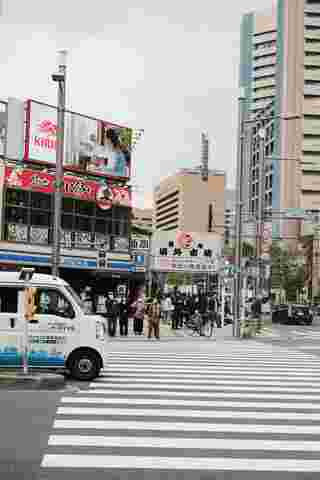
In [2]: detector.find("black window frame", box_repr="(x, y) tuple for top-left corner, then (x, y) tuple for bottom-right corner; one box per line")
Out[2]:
(4, 186), (131, 249)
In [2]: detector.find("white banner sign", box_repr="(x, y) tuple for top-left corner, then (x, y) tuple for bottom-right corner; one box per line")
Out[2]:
(153, 256), (218, 273)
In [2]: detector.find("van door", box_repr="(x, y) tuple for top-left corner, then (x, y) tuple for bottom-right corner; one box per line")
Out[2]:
(0, 286), (23, 367)
(29, 287), (78, 368)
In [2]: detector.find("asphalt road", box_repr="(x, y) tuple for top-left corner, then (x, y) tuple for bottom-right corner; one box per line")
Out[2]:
(0, 391), (61, 480)
(258, 316), (320, 357)
(38, 337), (320, 479)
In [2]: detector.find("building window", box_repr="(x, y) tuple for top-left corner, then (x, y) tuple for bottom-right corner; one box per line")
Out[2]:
(4, 187), (130, 248)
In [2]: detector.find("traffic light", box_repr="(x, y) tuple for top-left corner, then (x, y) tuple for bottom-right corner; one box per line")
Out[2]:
(24, 287), (37, 322)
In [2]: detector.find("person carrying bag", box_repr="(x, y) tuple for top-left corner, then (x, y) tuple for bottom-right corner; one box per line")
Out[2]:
(132, 298), (145, 335)
(148, 297), (161, 340)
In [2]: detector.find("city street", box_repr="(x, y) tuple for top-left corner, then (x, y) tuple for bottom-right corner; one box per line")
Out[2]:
(0, 391), (61, 480)
(260, 317), (320, 358)
(37, 338), (320, 479)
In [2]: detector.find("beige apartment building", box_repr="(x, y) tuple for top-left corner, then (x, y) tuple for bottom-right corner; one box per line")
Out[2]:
(153, 168), (225, 236)
(132, 208), (153, 231)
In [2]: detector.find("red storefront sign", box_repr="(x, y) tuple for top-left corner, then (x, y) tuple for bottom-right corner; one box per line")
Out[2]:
(4, 166), (131, 209)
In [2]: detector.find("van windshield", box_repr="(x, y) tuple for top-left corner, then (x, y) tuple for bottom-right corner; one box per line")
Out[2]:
(65, 285), (84, 310)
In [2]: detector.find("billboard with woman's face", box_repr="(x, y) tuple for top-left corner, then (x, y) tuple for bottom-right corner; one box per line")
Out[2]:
(25, 100), (132, 180)
(84, 121), (132, 178)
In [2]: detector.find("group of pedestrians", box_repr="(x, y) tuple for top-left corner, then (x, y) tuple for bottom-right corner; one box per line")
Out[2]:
(161, 292), (231, 332)
(82, 288), (232, 339)
(101, 295), (162, 340)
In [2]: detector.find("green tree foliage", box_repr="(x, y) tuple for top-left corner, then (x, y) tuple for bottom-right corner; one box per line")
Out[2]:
(166, 272), (192, 287)
(223, 241), (256, 258)
(271, 242), (305, 303)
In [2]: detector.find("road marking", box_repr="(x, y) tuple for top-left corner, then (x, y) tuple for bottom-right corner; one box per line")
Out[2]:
(53, 418), (320, 435)
(89, 383), (320, 393)
(107, 352), (313, 359)
(93, 377), (320, 387)
(48, 434), (320, 452)
(56, 406), (320, 420)
(298, 345), (320, 350)
(107, 359), (320, 366)
(41, 454), (320, 472)
(97, 371), (320, 379)
(106, 365), (320, 374)
(82, 388), (320, 401)
(60, 396), (320, 410)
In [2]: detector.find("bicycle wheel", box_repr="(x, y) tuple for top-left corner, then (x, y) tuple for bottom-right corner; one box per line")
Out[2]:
(210, 321), (215, 338)
(203, 321), (211, 337)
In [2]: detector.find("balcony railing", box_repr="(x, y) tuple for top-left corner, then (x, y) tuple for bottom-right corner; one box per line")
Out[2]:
(305, 70), (320, 82)
(305, 16), (320, 27)
(305, 4), (320, 14)
(305, 42), (320, 53)
(305, 55), (320, 67)
(303, 138), (320, 151)
(305, 28), (320, 40)
(253, 56), (276, 68)
(304, 84), (320, 96)
(253, 67), (276, 79)
(253, 46), (277, 58)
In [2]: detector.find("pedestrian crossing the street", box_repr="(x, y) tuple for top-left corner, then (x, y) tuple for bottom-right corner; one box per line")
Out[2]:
(41, 341), (320, 478)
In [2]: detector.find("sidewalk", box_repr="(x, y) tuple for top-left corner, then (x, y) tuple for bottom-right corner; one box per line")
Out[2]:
(0, 371), (65, 390)
(160, 321), (234, 338)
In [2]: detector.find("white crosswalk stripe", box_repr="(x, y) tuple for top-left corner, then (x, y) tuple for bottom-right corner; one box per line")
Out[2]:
(40, 341), (320, 477)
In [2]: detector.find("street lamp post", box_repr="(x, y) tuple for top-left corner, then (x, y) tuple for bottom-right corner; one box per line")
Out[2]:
(234, 88), (246, 338)
(51, 50), (67, 277)
(257, 127), (266, 296)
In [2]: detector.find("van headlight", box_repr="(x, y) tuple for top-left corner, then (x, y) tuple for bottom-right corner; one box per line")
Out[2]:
(96, 322), (106, 340)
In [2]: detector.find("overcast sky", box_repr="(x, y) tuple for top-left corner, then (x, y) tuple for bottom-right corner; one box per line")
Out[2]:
(0, 0), (272, 208)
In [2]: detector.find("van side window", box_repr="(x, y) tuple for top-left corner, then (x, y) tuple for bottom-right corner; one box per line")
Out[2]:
(35, 289), (75, 319)
(0, 287), (19, 313)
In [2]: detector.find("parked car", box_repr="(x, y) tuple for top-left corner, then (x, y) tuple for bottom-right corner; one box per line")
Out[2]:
(272, 304), (288, 324)
(287, 304), (313, 325)
(272, 304), (313, 325)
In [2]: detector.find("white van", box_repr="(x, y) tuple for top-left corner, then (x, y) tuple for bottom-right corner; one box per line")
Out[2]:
(0, 272), (107, 380)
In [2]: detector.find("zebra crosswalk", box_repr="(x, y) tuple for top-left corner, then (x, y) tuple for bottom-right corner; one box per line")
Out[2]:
(40, 340), (320, 479)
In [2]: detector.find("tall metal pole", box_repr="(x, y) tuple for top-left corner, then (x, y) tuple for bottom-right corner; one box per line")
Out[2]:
(233, 89), (246, 338)
(257, 128), (266, 296)
(146, 235), (153, 297)
(52, 50), (67, 277)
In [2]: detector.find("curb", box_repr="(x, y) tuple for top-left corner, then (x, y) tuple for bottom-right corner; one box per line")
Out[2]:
(0, 372), (65, 390)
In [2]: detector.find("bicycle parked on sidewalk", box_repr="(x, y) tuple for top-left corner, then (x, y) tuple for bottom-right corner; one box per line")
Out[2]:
(185, 311), (217, 338)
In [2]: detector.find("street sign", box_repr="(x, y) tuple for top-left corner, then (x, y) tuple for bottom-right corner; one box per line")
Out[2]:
(284, 208), (306, 219)
(97, 245), (107, 269)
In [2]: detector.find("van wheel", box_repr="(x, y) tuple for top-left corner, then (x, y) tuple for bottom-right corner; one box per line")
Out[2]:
(70, 351), (99, 381)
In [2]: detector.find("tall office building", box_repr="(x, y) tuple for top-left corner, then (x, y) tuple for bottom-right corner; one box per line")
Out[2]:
(153, 168), (225, 236)
(240, 0), (320, 241)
